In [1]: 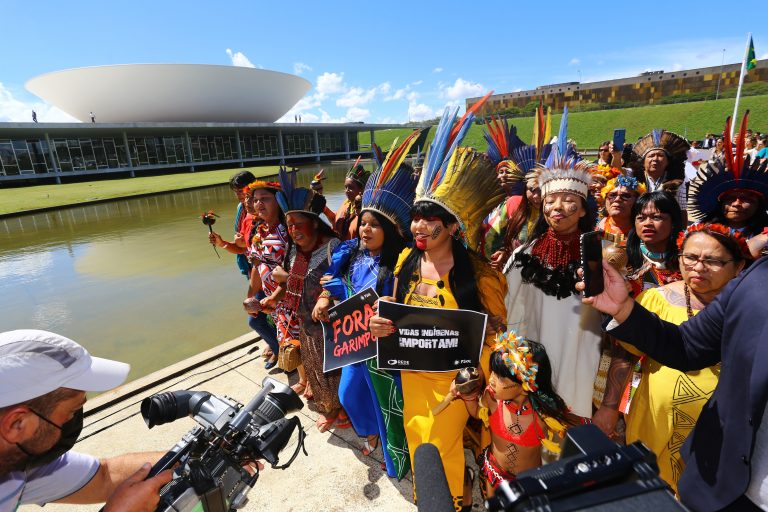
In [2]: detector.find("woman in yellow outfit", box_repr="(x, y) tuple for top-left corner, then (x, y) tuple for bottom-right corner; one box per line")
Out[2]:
(622, 223), (750, 494)
(370, 97), (506, 512)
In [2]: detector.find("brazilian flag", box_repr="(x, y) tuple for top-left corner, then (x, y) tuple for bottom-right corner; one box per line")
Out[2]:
(747, 36), (757, 71)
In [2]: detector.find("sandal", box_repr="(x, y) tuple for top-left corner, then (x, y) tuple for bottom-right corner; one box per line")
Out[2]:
(303, 383), (314, 401)
(316, 412), (338, 433)
(264, 356), (278, 370)
(261, 348), (273, 360)
(291, 381), (307, 395)
(362, 435), (379, 456)
(335, 410), (352, 429)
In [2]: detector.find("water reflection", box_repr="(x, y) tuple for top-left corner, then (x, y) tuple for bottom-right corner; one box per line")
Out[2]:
(0, 163), (353, 381)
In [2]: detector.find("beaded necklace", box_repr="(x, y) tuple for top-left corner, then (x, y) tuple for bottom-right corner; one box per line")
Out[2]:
(684, 284), (694, 319)
(640, 242), (668, 261)
(531, 228), (581, 270)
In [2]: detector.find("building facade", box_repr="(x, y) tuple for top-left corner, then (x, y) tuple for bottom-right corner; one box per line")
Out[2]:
(467, 60), (768, 115)
(0, 122), (412, 183)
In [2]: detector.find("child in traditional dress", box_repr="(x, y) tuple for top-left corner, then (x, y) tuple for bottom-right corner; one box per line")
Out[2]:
(455, 331), (570, 498)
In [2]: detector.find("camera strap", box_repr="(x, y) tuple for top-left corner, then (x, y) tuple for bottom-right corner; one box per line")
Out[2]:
(271, 417), (308, 470)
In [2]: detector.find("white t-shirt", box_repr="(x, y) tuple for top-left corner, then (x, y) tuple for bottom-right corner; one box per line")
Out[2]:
(0, 452), (99, 512)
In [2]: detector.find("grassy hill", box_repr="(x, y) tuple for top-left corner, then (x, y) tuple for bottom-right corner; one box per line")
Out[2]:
(360, 95), (768, 152)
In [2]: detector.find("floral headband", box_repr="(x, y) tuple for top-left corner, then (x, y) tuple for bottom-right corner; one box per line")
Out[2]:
(676, 222), (751, 259)
(493, 331), (538, 392)
(601, 174), (647, 199)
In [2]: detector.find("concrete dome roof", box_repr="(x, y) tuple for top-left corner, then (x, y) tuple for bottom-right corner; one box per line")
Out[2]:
(26, 64), (311, 123)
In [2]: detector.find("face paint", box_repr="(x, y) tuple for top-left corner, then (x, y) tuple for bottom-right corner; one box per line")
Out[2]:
(430, 225), (442, 240)
(415, 238), (427, 250)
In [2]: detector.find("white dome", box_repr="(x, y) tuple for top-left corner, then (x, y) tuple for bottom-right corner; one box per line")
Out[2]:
(26, 64), (312, 123)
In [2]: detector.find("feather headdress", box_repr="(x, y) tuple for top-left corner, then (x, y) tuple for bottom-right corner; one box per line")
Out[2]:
(533, 107), (592, 199)
(633, 129), (690, 163)
(416, 91), (505, 249)
(484, 115), (552, 193)
(688, 111), (768, 222)
(362, 131), (420, 239)
(275, 166), (324, 217)
(346, 156), (371, 187)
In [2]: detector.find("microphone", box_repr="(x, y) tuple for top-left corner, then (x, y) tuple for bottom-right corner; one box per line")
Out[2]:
(414, 443), (454, 512)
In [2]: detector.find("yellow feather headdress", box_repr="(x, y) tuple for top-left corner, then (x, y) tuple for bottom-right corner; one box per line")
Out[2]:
(416, 92), (505, 250)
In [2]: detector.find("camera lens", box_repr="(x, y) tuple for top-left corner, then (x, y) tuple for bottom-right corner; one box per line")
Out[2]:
(141, 391), (199, 428)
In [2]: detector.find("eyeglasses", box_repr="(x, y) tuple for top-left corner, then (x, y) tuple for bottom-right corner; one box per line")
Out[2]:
(606, 192), (634, 202)
(678, 253), (733, 270)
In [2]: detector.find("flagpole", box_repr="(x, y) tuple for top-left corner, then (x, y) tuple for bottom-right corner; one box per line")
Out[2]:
(731, 32), (752, 137)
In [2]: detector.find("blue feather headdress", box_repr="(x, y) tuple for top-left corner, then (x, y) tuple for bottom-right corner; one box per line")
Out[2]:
(275, 166), (324, 217)
(533, 107), (592, 199)
(362, 131), (420, 239)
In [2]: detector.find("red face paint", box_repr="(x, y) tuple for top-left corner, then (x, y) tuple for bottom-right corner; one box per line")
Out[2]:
(415, 238), (427, 250)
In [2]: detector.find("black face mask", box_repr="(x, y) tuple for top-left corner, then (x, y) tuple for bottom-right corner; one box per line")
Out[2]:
(16, 408), (84, 469)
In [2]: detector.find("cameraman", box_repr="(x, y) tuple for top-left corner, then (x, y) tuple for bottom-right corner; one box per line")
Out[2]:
(0, 329), (173, 511)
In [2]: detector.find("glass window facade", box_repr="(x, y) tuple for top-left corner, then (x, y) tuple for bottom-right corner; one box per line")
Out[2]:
(283, 132), (315, 155)
(0, 128), (365, 178)
(239, 134), (280, 159)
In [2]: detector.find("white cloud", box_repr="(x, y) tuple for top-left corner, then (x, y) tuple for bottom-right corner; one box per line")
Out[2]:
(293, 62), (312, 75)
(440, 78), (487, 101)
(760, 52), (768, 60)
(569, 58), (581, 66)
(412, 80), (423, 86)
(226, 48), (256, 68)
(337, 87), (375, 107)
(345, 107), (369, 122)
(0, 82), (78, 122)
(316, 72), (345, 98)
(671, 63), (683, 71)
(408, 102), (434, 122)
(433, 67), (443, 73)
(378, 82), (392, 95)
(406, 91), (419, 102)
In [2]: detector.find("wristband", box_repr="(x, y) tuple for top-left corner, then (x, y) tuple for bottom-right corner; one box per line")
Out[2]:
(319, 290), (332, 299)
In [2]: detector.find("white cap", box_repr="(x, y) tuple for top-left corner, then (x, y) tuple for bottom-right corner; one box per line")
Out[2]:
(0, 329), (130, 407)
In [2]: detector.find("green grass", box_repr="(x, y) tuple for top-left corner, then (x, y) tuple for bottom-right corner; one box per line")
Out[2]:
(0, 165), (280, 215)
(360, 95), (768, 151)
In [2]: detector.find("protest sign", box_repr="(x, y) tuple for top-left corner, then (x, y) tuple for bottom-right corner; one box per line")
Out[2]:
(322, 287), (378, 372)
(376, 301), (487, 372)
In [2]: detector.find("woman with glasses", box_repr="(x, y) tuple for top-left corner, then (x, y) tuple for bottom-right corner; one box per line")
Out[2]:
(625, 191), (685, 296)
(621, 223), (751, 494)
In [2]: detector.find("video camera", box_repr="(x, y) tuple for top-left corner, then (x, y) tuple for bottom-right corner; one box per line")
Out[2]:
(486, 424), (686, 511)
(141, 376), (307, 512)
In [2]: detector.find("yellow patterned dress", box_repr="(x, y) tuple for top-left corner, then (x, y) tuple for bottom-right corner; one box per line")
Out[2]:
(623, 286), (719, 495)
(393, 248), (506, 511)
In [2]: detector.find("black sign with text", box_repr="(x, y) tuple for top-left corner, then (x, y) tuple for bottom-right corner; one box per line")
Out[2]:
(376, 301), (488, 372)
(322, 287), (379, 372)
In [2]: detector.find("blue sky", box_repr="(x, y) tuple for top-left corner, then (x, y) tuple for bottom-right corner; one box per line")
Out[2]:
(1, 0), (766, 124)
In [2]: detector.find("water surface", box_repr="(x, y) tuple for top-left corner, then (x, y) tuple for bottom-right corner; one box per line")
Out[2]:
(0, 163), (351, 381)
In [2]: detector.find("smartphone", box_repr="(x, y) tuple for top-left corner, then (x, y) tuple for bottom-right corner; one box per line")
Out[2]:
(580, 230), (604, 297)
(612, 128), (626, 151)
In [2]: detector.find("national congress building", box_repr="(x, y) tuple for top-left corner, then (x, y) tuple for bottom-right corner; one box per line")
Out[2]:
(0, 64), (410, 184)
